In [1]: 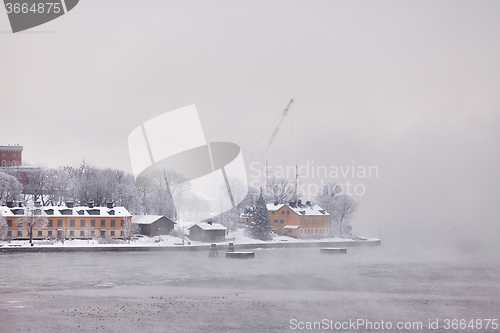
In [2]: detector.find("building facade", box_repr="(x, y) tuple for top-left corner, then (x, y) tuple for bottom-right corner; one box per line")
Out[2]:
(188, 222), (227, 242)
(267, 200), (331, 238)
(132, 215), (176, 236)
(0, 145), (22, 168)
(0, 202), (133, 240)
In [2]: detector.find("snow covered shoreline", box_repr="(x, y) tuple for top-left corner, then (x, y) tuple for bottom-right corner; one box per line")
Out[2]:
(0, 228), (379, 252)
(0, 238), (380, 253)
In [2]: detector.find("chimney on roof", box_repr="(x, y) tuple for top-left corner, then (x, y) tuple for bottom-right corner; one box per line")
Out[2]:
(207, 220), (213, 225)
(66, 201), (75, 208)
(18, 201), (23, 207)
(87, 201), (94, 208)
(35, 200), (41, 207)
(306, 200), (311, 206)
(274, 201), (279, 206)
(297, 199), (302, 206)
(6, 201), (13, 208)
(106, 202), (114, 209)
(288, 200), (296, 207)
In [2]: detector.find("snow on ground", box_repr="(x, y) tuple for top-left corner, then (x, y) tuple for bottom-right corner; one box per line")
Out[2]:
(0, 228), (376, 248)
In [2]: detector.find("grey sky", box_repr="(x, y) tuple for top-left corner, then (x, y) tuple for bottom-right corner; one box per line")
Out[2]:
(1, 1), (499, 251)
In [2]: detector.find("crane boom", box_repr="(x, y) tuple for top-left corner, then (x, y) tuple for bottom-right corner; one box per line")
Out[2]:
(261, 99), (294, 159)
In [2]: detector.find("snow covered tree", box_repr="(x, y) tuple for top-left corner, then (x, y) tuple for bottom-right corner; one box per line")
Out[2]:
(0, 171), (23, 203)
(316, 183), (358, 237)
(248, 188), (271, 240)
(0, 215), (7, 240)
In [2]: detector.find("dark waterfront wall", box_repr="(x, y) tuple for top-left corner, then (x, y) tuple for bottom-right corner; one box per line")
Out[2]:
(0, 239), (380, 253)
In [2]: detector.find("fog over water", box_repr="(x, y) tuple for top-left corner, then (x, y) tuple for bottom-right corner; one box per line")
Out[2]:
(1, 1), (499, 254)
(1, 246), (499, 332)
(1, 1), (499, 331)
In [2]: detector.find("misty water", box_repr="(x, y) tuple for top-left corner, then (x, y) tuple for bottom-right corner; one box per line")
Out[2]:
(1, 246), (499, 332)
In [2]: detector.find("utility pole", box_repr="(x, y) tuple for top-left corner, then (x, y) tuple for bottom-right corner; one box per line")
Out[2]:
(265, 159), (271, 193)
(292, 163), (302, 200)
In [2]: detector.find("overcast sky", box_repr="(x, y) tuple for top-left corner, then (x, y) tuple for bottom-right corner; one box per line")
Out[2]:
(1, 0), (499, 251)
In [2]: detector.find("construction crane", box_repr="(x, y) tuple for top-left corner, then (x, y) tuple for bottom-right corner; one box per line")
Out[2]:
(260, 98), (294, 160)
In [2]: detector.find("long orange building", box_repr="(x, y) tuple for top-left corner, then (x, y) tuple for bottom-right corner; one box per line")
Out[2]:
(0, 201), (132, 240)
(266, 200), (331, 238)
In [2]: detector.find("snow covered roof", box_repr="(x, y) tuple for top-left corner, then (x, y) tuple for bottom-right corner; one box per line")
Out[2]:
(266, 203), (285, 211)
(132, 215), (175, 225)
(266, 203), (329, 216)
(188, 222), (226, 231)
(284, 225), (299, 229)
(0, 207), (11, 216)
(0, 205), (131, 217)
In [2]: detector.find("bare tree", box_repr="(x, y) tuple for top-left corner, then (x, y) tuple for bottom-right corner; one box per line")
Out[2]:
(22, 202), (48, 245)
(123, 218), (140, 243)
(316, 183), (358, 237)
(265, 176), (295, 204)
(332, 194), (358, 236)
(138, 168), (192, 219)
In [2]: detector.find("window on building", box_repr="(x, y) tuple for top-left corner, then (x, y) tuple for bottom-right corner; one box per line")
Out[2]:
(11, 161), (17, 167)
(80, 231), (85, 236)
(80, 219), (85, 227)
(1, 160), (6, 167)
(120, 219), (125, 228)
(37, 231), (42, 236)
(286, 210), (289, 215)
(281, 210), (284, 214)
(280, 219), (284, 224)
(48, 231), (52, 236)
(91, 230), (95, 236)
(17, 219), (22, 228)
(100, 230), (105, 237)
(120, 230), (124, 236)
(7, 231), (11, 237)
(7, 219), (12, 227)
(48, 220), (53, 227)
(110, 220), (115, 227)
(70, 219), (75, 227)
(57, 220), (62, 227)
(70, 231), (74, 236)
(110, 231), (115, 236)
(57, 230), (63, 237)
(17, 230), (22, 236)
(274, 219), (278, 224)
(100, 220), (105, 227)
(91, 220), (96, 227)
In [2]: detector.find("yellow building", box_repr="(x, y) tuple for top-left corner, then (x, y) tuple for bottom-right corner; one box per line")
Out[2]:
(267, 199), (331, 238)
(1, 202), (132, 240)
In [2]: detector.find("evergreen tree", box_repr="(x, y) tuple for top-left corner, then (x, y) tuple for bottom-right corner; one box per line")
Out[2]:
(249, 188), (271, 240)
